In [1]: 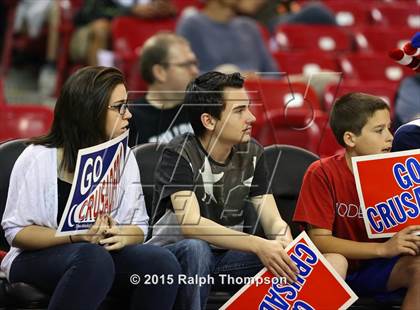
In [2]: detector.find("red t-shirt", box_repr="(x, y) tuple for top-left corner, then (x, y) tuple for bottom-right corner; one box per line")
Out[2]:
(293, 153), (374, 270)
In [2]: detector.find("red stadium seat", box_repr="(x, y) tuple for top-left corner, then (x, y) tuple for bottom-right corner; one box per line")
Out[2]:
(0, 79), (6, 106)
(339, 53), (415, 83)
(244, 79), (329, 154)
(316, 114), (345, 158)
(354, 26), (415, 53)
(324, 1), (371, 27)
(323, 80), (399, 113)
(112, 17), (176, 57)
(275, 25), (353, 53)
(318, 79), (402, 157)
(245, 78), (322, 117)
(174, 0), (204, 15)
(0, 105), (53, 142)
(111, 16), (176, 76)
(272, 51), (339, 76)
(370, 3), (420, 28)
(256, 109), (333, 155)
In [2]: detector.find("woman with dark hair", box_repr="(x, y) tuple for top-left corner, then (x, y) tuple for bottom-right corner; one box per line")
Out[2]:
(1, 66), (180, 310)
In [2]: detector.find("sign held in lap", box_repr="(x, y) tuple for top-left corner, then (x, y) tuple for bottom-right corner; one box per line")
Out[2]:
(221, 231), (358, 310)
(56, 130), (129, 236)
(352, 149), (420, 239)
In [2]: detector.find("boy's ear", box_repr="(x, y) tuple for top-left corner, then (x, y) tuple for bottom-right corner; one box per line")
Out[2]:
(201, 113), (216, 131)
(343, 131), (357, 148)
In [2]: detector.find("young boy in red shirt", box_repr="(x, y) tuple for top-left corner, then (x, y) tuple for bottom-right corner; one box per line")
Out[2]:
(294, 92), (420, 308)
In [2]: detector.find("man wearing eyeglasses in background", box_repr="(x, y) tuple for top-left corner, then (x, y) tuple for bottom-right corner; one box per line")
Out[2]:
(128, 32), (199, 147)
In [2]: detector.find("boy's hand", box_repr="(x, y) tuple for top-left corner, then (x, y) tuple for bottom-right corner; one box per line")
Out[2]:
(379, 225), (420, 257)
(254, 238), (299, 283)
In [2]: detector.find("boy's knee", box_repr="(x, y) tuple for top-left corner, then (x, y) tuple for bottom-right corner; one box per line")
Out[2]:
(324, 253), (348, 279)
(325, 253), (348, 267)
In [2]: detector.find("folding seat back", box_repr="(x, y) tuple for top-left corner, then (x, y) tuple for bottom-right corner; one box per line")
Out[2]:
(264, 145), (319, 237)
(313, 112), (344, 158)
(111, 16), (176, 77)
(339, 53), (415, 83)
(0, 79), (5, 106)
(174, 0), (204, 15)
(256, 111), (324, 154)
(244, 79), (326, 153)
(273, 51), (339, 76)
(275, 25), (353, 53)
(323, 80), (399, 113)
(370, 3), (420, 28)
(0, 105), (53, 143)
(324, 2), (371, 27)
(354, 26), (415, 53)
(245, 79), (322, 117)
(132, 143), (166, 218)
(0, 140), (27, 251)
(0, 139), (50, 308)
(112, 16), (177, 57)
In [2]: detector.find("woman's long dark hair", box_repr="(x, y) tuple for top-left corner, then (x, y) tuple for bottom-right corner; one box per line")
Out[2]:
(30, 66), (126, 173)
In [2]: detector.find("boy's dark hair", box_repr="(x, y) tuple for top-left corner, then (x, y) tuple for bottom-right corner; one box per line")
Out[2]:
(184, 71), (244, 138)
(30, 66), (125, 172)
(330, 92), (390, 147)
(139, 32), (189, 84)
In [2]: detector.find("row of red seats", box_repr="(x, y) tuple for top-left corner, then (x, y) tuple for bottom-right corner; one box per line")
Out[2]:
(3, 0), (415, 96)
(275, 24), (416, 54)
(2, 1), (414, 154)
(243, 78), (397, 158)
(0, 80), (338, 157)
(244, 79), (326, 154)
(323, 1), (419, 28)
(0, 104), (53, 143)
(273, 50), (414, 84)
(1, 78), (394, 157)
(111, 18), (417, 91)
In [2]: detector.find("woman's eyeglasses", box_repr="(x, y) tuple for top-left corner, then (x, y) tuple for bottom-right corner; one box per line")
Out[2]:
(108, 100), (128, 116)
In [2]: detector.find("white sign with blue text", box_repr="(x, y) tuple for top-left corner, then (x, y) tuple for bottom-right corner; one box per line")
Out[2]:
(56, 130), (129, 236)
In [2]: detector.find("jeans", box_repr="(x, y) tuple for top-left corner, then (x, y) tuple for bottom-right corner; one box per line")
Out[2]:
(166, 239), (263, 310)
(10, 243), (181, 310)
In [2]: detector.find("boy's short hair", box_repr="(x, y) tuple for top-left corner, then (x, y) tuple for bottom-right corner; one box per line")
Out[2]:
(184, 71), (244, 137)
(330, 92), (390, 147)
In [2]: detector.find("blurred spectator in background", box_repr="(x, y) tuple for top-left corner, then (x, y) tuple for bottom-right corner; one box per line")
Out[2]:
(13, 0), (53, 39)
(128, 32), (198, 146)
(176, 0), (277, 74)
(38, 1), (60, 98)
(70, 0), (176, 67)
(235, 0), (336, 33)
(393, 74), (420, 130)
(12, 0), (59, 97)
